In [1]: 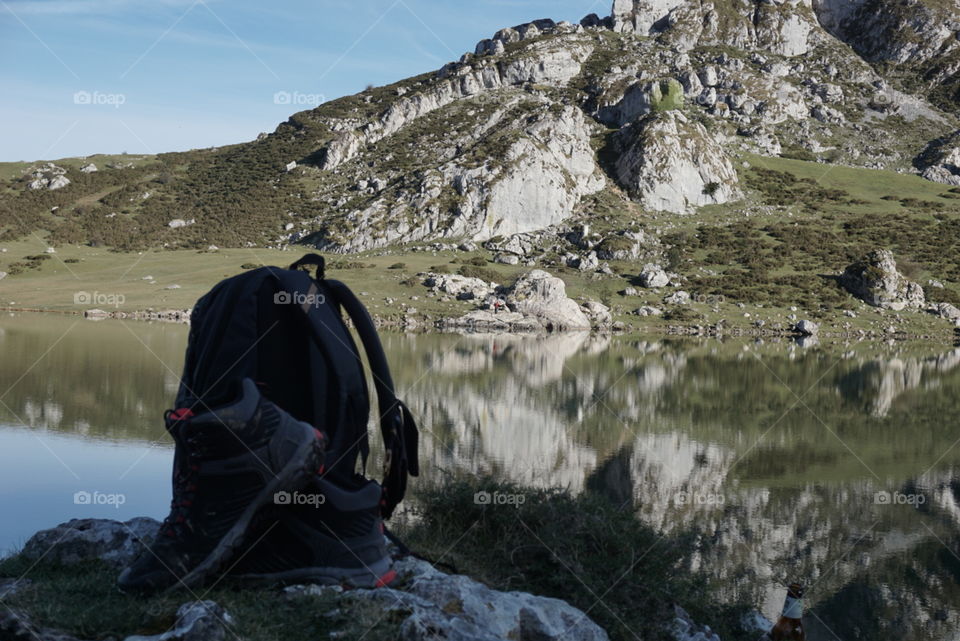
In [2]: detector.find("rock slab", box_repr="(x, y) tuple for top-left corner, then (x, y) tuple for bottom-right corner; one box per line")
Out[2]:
(342, 557), (609, 641)
(124, 602), (234, 641)
(21, 517), (160, 568)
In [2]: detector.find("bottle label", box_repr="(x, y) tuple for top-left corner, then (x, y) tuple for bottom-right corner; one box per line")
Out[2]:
(782, 596), (803, 619)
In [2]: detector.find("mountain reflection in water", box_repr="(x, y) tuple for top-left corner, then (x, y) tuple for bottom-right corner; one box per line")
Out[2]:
(1, 314), (958, 640)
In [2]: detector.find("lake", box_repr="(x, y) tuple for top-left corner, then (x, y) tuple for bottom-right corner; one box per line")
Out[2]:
(1, 312), (958, 640)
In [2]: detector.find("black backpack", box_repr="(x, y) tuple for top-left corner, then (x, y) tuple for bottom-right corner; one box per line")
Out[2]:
(174, 253), (419, 519)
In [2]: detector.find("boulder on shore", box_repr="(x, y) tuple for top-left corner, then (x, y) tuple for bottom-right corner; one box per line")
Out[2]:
(423, 273), (496, 301)
(505, 270), (591, 330)
(21, 517), (160, 568)
(794, 319), (819, 336)
(442, 269), (593, 332)
(581, 300), (612, 325)
(639, 264), (670, 288)
(343, 556), (609, 641)
(839, 250), (925, 311)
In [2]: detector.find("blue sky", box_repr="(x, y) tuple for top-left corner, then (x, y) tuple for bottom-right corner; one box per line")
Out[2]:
(0, 0), (608, 161)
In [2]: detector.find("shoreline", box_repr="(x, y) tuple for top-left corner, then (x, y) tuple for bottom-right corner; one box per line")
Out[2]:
(2, 305), (957, 345)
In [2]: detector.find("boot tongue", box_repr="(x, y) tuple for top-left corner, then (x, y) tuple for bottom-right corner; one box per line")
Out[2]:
(188, 378), (261, 430)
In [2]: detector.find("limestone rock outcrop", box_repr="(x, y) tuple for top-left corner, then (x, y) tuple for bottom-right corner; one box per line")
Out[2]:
(611, 0), (820, 56)
(505, 270), (591, 330)
(315, 101), (605, 252)
(344, 556), (610, 641)
(25, 163), (70, 190)
(615, 111), (742, 213)
(840, 249), (926, 310)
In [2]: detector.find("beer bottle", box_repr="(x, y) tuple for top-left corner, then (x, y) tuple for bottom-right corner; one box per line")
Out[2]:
(769, 583), (805, 640)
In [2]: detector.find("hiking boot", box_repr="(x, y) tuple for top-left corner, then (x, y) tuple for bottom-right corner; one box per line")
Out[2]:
(117, 378), (326, 594)
(227, 474), (396, 588)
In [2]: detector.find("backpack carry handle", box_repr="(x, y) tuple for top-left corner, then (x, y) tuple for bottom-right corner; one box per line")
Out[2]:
(289, 254), (326, 282)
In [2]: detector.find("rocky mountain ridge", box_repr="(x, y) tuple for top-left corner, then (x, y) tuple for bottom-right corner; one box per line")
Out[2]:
(3, 0), (959, 256)
(291, 0), (960, 252)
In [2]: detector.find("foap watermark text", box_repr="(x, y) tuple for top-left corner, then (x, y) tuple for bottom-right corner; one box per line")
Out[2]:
(274, 290), (325, 307)
(875, 491), (925, 506)
(474, 490), (526, 508)
(273, 91), (325, 106)
(73, 90), (126, 108)
(74, 291), (125, 307)
(74, 490), (126, 509)
(673, 491), (725, 506)
(274, 490), (326, 507)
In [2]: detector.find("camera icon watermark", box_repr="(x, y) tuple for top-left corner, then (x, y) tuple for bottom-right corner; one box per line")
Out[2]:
(874, 491), (925, 506)
(74, 490), (126, 509)
(274, 490), (326, 508)
(273, 91), (326, 107)
(273, 290), (326, 308)
(673, 491), (725, 506)
(74, 291), (125, 308)
(73, 90), (126, 108)
(474, 490), (526, 508)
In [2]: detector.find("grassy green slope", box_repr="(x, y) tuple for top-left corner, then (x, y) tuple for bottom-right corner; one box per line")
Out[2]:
(2, 153), (960, 339)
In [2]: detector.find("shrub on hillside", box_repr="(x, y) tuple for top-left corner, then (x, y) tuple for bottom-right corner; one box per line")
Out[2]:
(458, 265), (500, 282)
(651, 78), (684, 112)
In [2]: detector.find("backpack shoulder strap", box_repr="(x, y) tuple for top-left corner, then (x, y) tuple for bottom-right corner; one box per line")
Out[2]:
(273, 266), (371, 474)
(324, 278), (420, 519)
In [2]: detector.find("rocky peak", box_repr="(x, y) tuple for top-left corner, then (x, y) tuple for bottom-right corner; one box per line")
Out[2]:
(607, 0), (960, 103)
(608, 0), (821, 57)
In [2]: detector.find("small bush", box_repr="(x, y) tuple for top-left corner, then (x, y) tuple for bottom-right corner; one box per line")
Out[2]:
(388, 262), (406, 270)
(240, 263), (262, 270)
(663, 306), (702, 322)
(429, 264), (450, 274)
(458, 265), (500, 282)
(327, 260), (369, 270)
(466, 256), (487, 266)
(651, 78), (684, 112)
(598, 236), (634, 253)
(780, 146), (817, 162)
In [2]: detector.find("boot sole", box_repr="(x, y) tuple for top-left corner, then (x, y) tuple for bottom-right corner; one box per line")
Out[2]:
(169, 426), (323, 593)
(231, 555), (396, 588)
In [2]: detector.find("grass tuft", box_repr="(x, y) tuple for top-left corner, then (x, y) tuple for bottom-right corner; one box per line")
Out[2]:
(398, 477), (751, 641)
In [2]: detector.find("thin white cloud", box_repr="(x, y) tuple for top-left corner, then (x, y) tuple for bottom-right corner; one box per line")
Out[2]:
(6, 0), (204, 15)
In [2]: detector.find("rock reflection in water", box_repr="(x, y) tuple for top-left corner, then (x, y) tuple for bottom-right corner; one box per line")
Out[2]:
(3, 315), (960, 639)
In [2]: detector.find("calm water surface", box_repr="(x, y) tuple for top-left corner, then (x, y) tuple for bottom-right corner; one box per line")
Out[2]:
(1, 313), (958, 640)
